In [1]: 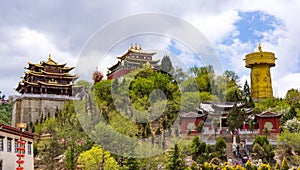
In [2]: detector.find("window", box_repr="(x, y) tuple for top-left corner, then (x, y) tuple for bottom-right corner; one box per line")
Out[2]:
(0, 137), (3, 151)
(7, 138), (12, 152)
(15, 139), (18, 153)
(28, 142), (32, 155)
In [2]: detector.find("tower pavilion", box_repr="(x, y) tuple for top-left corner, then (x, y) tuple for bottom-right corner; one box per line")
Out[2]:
(107, 44), (160, 79)
(12, 55), (80, 127)
(244, 44), (277, 100)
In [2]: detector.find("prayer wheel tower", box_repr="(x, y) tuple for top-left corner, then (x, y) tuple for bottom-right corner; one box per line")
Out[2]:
(244, 44), (276, 100)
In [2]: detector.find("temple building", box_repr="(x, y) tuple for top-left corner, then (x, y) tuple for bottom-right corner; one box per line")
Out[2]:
(16, 55), (78, 96)
(107, 44), (160, 79)
(179, 112), (206, 134)
(179, 101), (281, 135)
(12, 55), (80, 127)
(244, 44), (276, 100)
(195, 102), (254, 133)
(255, 111), (282, 134)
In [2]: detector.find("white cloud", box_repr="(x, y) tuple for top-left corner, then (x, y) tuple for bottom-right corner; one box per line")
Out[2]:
(0, 26), (75, 96)
(273, 72), (300, 98)
(1, 0), (300, 99)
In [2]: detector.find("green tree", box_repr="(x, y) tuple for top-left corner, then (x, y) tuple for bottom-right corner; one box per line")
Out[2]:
(214, 137), (226, 153)
(190, 136), (206, 160)
(124, 157), (141, 170)
(160, 55), (174, 73)
(285, 88), (300, 104)
(252, 136), (274, 163)
(223, 70), (239, 84)
(196, 122), (204, 133)
(225, 86), (242, 102)
(58, 102), (93, 170)
(277, 130), (300, 164)
(263, 127), (270, 138)
(77, 145), (119, 170)
(36, 118), (64, 170)
(243, 80), (251, 97)
(0, 102), (12, 125)
(281, 105), (297, 125)
(173, 66), (188, 84)
(35, 101), (93, 170)
(189, 65), (215, 92)
(165, 144), (185, 170)
(227, 104), (245, 132)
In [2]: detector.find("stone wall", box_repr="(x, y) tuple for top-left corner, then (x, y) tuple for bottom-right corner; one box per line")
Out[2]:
(12, 95), (72, 127)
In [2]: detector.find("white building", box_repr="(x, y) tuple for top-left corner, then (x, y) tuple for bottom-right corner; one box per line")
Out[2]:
(0, 124), (34, 170)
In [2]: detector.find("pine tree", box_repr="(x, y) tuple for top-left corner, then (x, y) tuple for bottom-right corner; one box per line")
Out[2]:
(243, 80), (250, 97)
(124, 157), (141, 170)
(214, 137), (226, 153)
(165, 144), (185, 170)
(227, 104), (245, 132)
(160, 55), (174, 74)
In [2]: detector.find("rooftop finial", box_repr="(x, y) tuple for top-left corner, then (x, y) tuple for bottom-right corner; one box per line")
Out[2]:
(135, 43), (138, 49)
(48, 54), (52, 60)
(258, 44), (262, 52)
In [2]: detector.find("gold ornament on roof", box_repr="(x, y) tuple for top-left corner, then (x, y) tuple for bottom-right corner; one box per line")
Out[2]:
(258, 44), (262, 52)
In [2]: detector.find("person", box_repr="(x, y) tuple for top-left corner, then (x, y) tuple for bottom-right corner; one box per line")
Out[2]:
(236, 145), (240, 157)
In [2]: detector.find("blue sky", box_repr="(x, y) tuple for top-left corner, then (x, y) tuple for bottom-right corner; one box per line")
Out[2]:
(1, 0), (300, 98)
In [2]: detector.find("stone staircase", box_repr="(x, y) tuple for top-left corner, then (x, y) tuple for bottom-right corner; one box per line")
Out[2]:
(225, 142), (235, 161)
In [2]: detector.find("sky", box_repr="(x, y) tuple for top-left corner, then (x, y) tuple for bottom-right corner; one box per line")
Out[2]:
(1, 0), (300, 98)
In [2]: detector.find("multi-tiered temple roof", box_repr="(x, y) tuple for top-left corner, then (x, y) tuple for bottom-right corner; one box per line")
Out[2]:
(107, 44), (160, 79)
(16, 55), (79, 96)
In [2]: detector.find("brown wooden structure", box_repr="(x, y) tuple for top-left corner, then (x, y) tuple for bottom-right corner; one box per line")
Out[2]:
(107, 44), (160, 79)
(16, 55), (78, 96)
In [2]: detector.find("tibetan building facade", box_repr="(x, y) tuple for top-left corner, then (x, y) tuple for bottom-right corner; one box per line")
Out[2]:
(12, 55), (80, 127)
(107, 44), (160, 79)
(16, 55), (78, 96)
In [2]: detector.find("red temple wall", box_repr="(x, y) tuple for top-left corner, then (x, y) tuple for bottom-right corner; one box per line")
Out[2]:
(107, 68), (132, 80)
(180, 117), (203, 134)
(257, 117), (280, 134)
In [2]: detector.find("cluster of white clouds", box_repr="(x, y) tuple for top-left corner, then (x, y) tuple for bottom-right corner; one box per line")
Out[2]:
(1, 0), (300, 98)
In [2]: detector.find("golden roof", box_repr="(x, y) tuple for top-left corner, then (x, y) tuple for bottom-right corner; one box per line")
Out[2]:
(42, 55), (67, 67)
(46, 54), (57, 65)
(38, 81), (72, 87)
(25, 70), (78, 79)
(28, 55), (67, 68)
(28, 62), (43, 68)
(117, 44), (157, 60)
(244, 44), (276, 68)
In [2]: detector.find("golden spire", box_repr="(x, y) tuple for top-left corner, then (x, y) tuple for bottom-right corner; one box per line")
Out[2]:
(48, 54), (52, 60)
(135, 43), (138, 50)
(258, 44), (262, 52)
